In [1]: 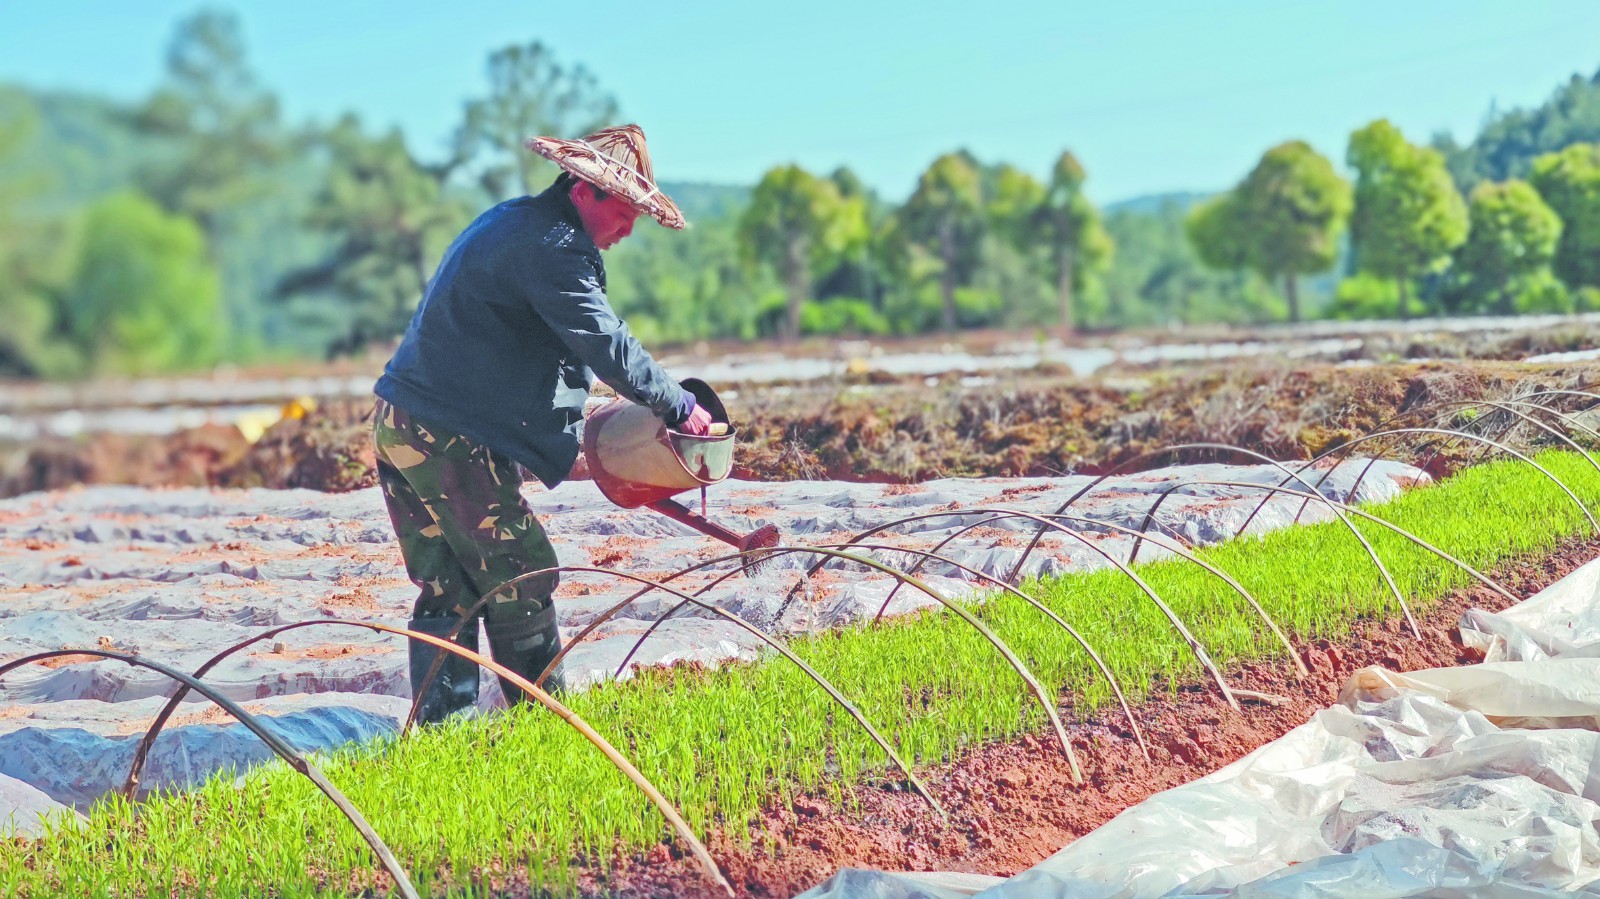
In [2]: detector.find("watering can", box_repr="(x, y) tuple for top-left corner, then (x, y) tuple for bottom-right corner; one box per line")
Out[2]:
(584, 378), (779, 568)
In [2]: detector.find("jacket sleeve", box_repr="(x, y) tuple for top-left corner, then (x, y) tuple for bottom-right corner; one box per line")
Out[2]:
(528, 248), (694, 424)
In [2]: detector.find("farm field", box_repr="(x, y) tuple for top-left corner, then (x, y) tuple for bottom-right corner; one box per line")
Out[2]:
(2, 446), (1597, 896)
(14, 7), (1600, 896)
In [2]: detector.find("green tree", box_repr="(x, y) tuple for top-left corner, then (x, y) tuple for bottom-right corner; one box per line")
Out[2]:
(1453, 179), (1562, 313)
(813, 166), (882, 304)
(1182, 196), (1292, 324)
(455, 42), (619, 200)
(1328, 273), (1400, 320)
(1031, 151), (1113, 334)
(132, 9), (290, 359)
(1224, 141), (1351, 322)
(898, 153), (986, 331)
(1348, 119), (1469, 319)
(973, 163), (1050, 327)
(0, 89), (76, 377)
(63, 191), (222, 374)
(984, 163), (1045, 246)
(737, 164), (862, 341)
(134, 9), (286, 235)
(1447, 68), (1600, 188)
(277, 115), (470, 355)
(1186, 194), (1249, 272)
(1529, 142), (1600, 290)
(609, 214), (760, 343)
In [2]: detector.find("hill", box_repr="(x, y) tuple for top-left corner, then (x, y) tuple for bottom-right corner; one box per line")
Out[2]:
(1103, 191), (1212, 216)
(657, 181), (749, 223)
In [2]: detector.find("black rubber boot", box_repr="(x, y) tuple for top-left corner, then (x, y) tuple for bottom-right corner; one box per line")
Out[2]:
(485, 606), (565, 703)
(406, 615), (481, 725)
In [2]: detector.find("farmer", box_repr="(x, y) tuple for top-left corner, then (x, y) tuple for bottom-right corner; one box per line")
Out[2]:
(371, 124), (714, 724)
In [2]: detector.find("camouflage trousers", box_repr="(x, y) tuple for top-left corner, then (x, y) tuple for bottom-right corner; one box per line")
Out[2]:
(371, 397), (560, 627)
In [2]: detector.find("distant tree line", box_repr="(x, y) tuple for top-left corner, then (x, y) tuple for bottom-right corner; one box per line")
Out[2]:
(2, 9), (1600, 378)
(733, 149), (1111, 341)
(1189, 116), (1600, 322)
(0, 11), (610, 376)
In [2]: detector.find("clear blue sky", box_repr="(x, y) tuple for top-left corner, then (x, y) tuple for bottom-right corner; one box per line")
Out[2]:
(6, 1), (1600, 204)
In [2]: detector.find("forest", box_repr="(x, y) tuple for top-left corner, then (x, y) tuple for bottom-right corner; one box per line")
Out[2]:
(2, 9), (1600, 378)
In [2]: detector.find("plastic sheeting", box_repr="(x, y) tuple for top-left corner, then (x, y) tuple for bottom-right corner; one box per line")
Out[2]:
(802, 555), (1600, 899)
(0, 773), (82, 838)
(0, 693), (410, 808)
(0, 460), (1418, 822)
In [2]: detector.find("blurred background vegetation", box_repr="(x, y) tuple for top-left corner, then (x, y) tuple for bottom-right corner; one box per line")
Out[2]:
(4, 9), (1600, 379)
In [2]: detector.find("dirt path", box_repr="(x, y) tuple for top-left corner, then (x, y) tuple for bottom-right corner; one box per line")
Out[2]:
(580, 533), (1600, 898)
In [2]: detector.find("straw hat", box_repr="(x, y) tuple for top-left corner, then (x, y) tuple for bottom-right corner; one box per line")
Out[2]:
(525, 124), (686, 230)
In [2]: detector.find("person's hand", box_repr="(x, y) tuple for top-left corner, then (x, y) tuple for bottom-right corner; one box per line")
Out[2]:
(678, 403), (715, 436)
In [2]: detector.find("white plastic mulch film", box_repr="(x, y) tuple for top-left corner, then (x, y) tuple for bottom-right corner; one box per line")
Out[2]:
(0, 462), (1419, 818)
(803, 555), (1600, 898)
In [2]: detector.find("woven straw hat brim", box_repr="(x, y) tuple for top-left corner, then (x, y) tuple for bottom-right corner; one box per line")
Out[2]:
(526, 135), (686, 231)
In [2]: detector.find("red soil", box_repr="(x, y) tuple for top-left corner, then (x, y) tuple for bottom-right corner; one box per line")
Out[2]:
(591, 536), (637, 568)
(583, 534), (1599, 898)
(32, 636), (124, 669)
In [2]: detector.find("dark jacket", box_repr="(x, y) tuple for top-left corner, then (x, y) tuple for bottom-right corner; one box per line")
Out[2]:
(375, 185), (692, 488)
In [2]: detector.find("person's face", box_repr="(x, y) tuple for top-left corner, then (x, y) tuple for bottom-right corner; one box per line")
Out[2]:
(573, 186), (640, 250)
